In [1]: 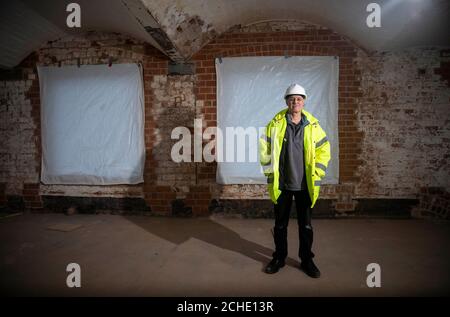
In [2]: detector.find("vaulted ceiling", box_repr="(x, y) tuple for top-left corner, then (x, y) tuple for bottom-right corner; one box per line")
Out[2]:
(1, 0), (449, 68)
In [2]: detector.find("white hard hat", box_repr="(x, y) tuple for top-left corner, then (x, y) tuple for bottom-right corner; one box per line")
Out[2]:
(284, 84), (307, 100)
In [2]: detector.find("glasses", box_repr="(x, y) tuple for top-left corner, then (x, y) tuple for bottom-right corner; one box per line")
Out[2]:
(287, 96), (304, 103)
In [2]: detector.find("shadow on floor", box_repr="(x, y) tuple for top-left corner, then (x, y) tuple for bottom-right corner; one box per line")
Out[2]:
(123, 216), (299, 272)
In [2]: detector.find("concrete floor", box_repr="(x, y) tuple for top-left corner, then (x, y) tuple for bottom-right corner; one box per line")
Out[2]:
(0, 212), (449, 297)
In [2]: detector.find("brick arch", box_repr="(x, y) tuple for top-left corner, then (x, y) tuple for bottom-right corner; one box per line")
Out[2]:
(192, 22), (364, 190)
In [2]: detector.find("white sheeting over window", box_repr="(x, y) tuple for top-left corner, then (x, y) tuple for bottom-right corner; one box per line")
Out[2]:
(216, 56), (339, 184)
(38, 64), (145, 185)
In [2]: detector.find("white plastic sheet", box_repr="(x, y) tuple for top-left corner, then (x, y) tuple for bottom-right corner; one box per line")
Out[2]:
(38, 64), (145, 185)
(216, 56), (339, 184)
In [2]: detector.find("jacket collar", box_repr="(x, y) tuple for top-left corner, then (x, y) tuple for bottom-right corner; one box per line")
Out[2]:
(273, 108), (318, 124)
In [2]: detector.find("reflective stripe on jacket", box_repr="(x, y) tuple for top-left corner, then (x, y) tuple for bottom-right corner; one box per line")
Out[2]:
(259, 108), (331, 207)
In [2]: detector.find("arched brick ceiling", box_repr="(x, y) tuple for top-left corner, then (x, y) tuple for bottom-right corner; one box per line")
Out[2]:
(1, 0), (449, 68)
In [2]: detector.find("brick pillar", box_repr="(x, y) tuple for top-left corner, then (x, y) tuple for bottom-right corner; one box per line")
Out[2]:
(144, 185), (176, 216)
(185, 185), (211, 216)
(23, 183), (43, 209)
(141, 54), (170, 215)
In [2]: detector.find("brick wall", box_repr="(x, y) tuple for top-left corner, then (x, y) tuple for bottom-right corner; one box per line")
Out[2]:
(1, 33), (164, 212)
(357, 48), (450, 199)
(0, 65), (39, 197)
(192, 20), (364, 213)
(144, 74), (199, 214)
(148, 74), (196, 187)
(1, 21), (449, 217)
(0, 32), (216, 215)
(37, 33), (181, 214)
(191, 20), (449, 215)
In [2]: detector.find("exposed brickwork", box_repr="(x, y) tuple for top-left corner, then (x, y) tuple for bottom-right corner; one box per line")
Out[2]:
(356, 49), (450, 199)
(143, 185), (176, 215)
(1, 22), (449, 218)
(415, 187), (450, 220)
(1, 32), (178, 214)
(39, 33), (176, 214)
(148, 74), (196, 187)
(192, 21), (364, 209)
(190, 21), (449, 216)
(0, 60), (39, 196)
(214, 184), (268, 199)
(185, 185), (212, 216)
(0, 32), (212, 216)
(23, 182), (43, 209)
(143, 69), (210, 214)
(39, 184), (143, 197)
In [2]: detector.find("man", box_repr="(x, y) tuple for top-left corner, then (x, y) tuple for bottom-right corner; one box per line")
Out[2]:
(259, 84), (331, 278)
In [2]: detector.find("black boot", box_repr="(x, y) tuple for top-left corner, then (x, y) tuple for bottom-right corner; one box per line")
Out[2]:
(264, 258), (285, 274)
(300, 259), (321, 278)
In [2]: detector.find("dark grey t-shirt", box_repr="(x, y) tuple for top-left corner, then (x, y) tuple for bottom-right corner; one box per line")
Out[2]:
(279, 113), (309, 191)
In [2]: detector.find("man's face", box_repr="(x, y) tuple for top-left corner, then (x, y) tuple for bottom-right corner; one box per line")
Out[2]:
(286, 95), (305, 114)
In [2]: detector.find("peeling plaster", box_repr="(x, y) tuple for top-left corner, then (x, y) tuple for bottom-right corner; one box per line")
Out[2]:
(140, 0), (450, 60)
(142, 1), (220, 59)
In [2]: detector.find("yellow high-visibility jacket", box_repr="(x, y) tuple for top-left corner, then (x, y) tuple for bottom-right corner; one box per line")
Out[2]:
(259, 108), (331, 207)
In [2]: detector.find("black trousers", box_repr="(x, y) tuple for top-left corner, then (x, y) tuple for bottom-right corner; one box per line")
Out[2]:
(272, 189), (315, 262)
